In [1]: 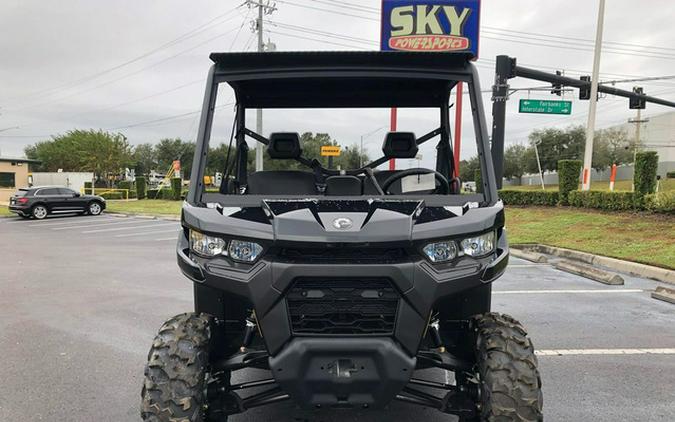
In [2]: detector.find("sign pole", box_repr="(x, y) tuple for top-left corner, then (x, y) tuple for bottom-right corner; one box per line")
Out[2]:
(389, 107), (397, 170)
(581, 0), (606, 191)
(453, 82), (463, 177)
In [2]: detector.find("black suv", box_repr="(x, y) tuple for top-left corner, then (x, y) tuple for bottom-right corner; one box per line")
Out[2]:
(8, 186), (106, 219)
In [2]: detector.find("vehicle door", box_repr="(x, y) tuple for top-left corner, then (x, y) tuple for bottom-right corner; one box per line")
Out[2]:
(35, 188), (66, 211)
(59, 188), (87, 211)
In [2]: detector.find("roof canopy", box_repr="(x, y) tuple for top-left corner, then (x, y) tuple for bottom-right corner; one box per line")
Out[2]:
(209, 51), (474, 108)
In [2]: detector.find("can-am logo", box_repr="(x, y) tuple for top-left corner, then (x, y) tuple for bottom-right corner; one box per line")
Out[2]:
(381, 1), (481, 57)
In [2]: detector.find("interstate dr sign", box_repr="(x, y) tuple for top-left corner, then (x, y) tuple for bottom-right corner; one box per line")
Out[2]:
(381, 0), (481, 57)
(519, 99), (572, 115)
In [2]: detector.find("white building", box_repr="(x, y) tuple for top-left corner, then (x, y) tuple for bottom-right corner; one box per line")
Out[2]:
(612, 110), (675, 172)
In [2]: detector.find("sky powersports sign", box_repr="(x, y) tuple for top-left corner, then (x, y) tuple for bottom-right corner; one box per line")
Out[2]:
(381, 0), (481, 57)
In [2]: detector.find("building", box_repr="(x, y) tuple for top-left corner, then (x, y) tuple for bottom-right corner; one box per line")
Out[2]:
(0, 157), (41, 203)
(613, 110), (675, 174)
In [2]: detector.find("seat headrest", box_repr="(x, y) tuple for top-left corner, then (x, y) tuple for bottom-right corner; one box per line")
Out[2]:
(268, 132), (302, 159)
(382, 132), (418, 159)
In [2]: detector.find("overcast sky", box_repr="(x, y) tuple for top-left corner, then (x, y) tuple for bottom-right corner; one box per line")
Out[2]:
(1, 0), (674, 169)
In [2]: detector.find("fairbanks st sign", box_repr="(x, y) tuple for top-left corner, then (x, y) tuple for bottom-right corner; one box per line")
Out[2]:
(519, 99), (572, 115)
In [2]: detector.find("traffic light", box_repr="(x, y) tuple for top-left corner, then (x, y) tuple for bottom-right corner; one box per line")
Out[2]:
(551, 70), (563, 96)
(579, 76), (591, 100)
(630, 87), (646, 109)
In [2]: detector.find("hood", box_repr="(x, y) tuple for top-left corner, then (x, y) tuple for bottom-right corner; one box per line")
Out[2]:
(183, 199), (471, 244)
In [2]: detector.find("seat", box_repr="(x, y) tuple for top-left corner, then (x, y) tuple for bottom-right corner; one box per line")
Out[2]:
(245, 132), (319, 195)
(247, 170), (318, 195)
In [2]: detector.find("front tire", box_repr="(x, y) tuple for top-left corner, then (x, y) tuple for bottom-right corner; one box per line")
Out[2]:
(471, 313), (543, 421)
(141, 313), (216, 422)
(32, 205), (48, 220)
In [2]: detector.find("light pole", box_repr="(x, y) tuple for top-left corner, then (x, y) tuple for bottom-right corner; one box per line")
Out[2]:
(533, 139), (546, 191)
(359, 126), (387, 167)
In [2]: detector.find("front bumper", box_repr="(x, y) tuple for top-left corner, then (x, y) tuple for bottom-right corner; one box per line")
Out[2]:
(176, 229), (508, 408)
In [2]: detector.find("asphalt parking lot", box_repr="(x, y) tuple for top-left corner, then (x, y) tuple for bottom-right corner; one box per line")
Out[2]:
(1, 212), (674, 421)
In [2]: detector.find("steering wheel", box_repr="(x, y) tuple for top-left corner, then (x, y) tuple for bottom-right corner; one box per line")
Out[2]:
(381, 169), (450, 195)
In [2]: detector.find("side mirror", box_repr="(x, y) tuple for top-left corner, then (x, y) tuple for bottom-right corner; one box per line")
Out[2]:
(73, 192), (81, 197)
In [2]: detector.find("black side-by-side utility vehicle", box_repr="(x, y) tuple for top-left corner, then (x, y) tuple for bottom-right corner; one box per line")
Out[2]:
(141, 51), (543, 422)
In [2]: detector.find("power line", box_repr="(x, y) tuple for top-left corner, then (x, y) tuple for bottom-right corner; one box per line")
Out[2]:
(1, 5), (244, 106)
(8, 24), (242, 113)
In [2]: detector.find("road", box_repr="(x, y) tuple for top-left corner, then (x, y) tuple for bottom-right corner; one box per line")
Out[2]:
(0, 213), (673, 421)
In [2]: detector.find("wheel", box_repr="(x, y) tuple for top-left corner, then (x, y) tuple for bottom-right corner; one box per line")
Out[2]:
(470, 313), (543, 421)
(32, 205), (48, 220)
(87, 201), (103, 216)
(141, 313), (223, 422)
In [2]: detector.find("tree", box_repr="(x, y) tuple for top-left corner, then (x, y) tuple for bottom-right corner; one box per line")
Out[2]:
(527, 125), (585, 172)
(503, 144), (527, 181)
(155, 138), (195, 177)
(596, 128), (632, 167)
(24, 129), (132, 183)
(132, 143), (157, 176)
(459, 156), (480, 182)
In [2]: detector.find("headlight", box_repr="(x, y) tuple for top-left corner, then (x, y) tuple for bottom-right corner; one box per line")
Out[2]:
(422, 231), (496, 263)
(189, 229), (226, 257)
(423, 241), (458, 263)
(228, 239), (263, 263)
(460, 231), (495, 257)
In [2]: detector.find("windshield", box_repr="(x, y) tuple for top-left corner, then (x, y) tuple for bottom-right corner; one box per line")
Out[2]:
(189, 58), (496, 207)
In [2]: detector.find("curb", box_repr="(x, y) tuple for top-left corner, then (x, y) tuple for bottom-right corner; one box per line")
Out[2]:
(510, 248), (548, 263)
(512, 244), (675, 285)
(652, 286), (675, 305)
(553, 260), (624, 285)
(104, 212), (180, 222)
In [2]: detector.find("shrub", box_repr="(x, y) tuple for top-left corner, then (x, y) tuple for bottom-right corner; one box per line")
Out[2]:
(171, 177), (182, 201)
(136, 176), (147, 199)
(475, 168), (483, 194)
(147, 188), (159, 199)
(499, 190), (559, 206)
(557, 160), (582, 205)
(98, 191), (125, 200)
(84, 181), (93, 195)
(644, 191), (675, 214)
(634, 151), (658, 198)
(568, 191), (637, 211)
(667, 171), (675, 179)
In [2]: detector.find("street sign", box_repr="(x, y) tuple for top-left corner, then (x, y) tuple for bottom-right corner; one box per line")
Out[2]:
(381, 0), (481, 57)
(519, 99), (572, 115)
(320, 146), (341, 157)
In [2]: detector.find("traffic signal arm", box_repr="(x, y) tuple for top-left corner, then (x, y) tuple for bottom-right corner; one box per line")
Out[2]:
(512, 63), (675, 108)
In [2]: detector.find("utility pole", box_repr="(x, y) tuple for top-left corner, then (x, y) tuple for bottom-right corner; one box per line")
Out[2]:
(581, 0), (606, 191)
(247, 0), (277, 172)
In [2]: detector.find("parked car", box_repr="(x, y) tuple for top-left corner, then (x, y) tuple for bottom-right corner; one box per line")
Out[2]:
(8, 186), (106, 219)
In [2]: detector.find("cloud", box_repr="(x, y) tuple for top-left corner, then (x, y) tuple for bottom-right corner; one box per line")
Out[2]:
(0, 0), (673, 170)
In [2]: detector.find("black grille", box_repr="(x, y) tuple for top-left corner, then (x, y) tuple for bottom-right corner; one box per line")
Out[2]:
(287, 279), (399, 335)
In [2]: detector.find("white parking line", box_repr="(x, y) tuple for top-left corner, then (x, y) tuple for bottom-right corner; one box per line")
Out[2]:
(115, 229), (179, 238)
(494, 289), (644, 294)
(51, 219), (152, 231)
(536, 348), (675, 356)
(82, 223), (178, 234)
(25, 217), (117, 227)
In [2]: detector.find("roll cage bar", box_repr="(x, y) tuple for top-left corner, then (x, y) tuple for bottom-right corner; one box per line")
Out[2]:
(186, 51), (498, 206)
